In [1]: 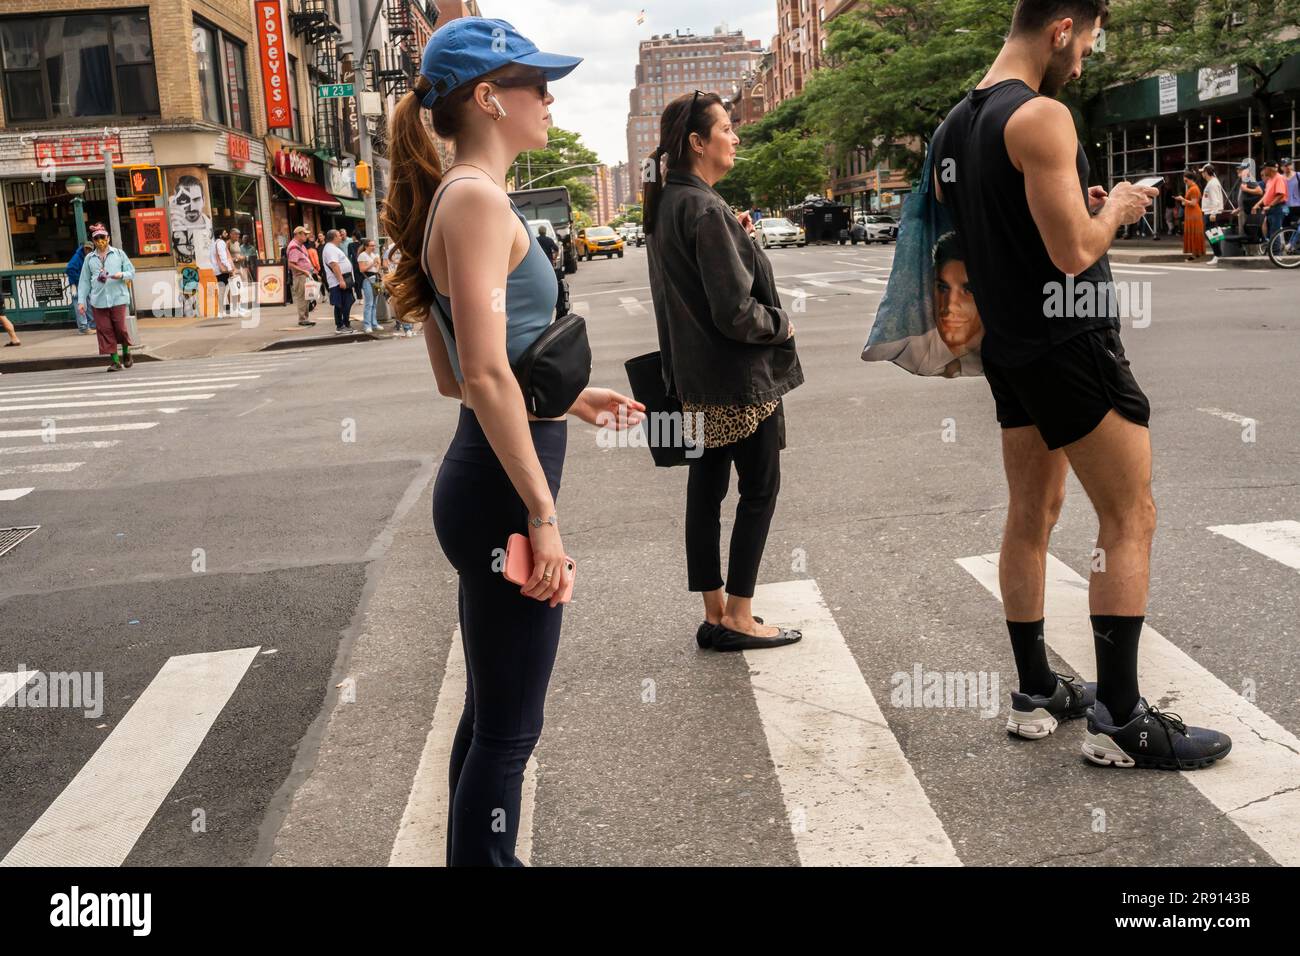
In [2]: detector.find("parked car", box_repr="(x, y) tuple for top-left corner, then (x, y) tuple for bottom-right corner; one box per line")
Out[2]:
(860, 214), (899, 244)
(576, 225), (624, 260)
(753, 217), (806, 249)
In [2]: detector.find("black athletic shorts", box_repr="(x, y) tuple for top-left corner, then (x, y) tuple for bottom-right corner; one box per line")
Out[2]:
(983, 326), (1151, 450)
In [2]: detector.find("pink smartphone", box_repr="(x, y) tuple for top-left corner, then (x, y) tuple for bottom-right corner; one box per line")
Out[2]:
(503, 532), (575, 604)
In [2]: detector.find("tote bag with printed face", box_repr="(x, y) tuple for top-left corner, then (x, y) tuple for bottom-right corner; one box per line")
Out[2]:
(861, 147), (984, 378)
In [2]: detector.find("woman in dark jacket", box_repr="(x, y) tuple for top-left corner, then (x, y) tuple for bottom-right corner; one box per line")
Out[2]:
(644, 90), (805, 652)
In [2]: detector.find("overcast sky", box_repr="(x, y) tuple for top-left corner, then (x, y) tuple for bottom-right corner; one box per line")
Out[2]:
(480, 1), (778, 168)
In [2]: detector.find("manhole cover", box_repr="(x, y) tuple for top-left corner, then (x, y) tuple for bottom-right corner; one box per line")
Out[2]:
(0, 526), (39, 557)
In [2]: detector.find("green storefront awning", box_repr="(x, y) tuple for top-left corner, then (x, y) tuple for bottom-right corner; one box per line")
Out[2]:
(336, 197), (365, 218)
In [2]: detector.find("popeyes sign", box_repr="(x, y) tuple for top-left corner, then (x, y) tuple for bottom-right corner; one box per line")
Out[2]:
(274, 148), (313, 180)
(256, 1), (290, 129)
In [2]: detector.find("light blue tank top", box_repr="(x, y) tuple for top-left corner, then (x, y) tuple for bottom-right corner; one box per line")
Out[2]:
(422, 177), (558, 382)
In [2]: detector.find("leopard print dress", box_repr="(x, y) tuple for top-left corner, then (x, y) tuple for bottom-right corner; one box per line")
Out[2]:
(681, 398), (781, 449)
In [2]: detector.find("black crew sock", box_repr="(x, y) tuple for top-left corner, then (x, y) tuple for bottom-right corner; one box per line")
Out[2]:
(1007, 619), (1057, 696)
(1092, 614), (1143, 722)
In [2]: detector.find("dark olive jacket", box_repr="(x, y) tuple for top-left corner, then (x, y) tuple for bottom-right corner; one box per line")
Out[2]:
(646, 170), (804, 405)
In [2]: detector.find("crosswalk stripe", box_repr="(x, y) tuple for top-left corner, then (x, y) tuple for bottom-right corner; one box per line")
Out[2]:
(0, 487), (35, 500)
(0, 462), (84, 476)
(957, 551), (1300, 866)
(746, 579), (962, 866)
(0, 646), (260, 867)
(0, 671), (39, 707)
(0, 375), (260, 398)
(0, 440), (121, 455)
(0, 408), (184, 424)
(618, 296), (648, 315)
(3, 393), (217, 412)
(1208, 521), (1300, 571)
(0, 423), (157, 439)
(389, 630), (538, 866)
(799, 278), (878, 295)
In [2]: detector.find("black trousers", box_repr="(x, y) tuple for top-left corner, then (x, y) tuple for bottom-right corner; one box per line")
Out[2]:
(432, 405), (567, 866)
(684, 403), (782, 598)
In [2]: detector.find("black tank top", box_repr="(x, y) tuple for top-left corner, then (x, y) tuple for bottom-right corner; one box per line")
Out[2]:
(931, 79), (1118, 367)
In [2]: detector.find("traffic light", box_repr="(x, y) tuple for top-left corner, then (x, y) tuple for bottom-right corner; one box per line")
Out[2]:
(355, 161), (371, 192)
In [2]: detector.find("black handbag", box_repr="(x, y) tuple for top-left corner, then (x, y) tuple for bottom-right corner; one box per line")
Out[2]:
(432, 294), (591, 418)
(625, 350), (690, 467)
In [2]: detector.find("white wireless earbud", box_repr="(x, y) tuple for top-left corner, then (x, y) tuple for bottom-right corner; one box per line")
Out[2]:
(488, 94), (508, 118)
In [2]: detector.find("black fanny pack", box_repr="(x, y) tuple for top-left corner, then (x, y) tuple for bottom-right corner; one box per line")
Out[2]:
(431, 294), (591, 418)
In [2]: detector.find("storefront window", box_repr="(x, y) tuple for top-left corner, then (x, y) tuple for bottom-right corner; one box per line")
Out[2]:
(6, 177), (151, 265)
(195, 22), (223, 125)
(194, 18), (250, 132)
(207, 173), (260, 251)
(0, 11), (159, 122)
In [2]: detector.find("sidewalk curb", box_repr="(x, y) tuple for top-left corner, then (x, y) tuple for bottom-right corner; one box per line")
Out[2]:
(1213, 257), (1277, 270)
(1109, 252), (1201, 264)
(0, 351), (162, 375)
(260, 330), (382, 351)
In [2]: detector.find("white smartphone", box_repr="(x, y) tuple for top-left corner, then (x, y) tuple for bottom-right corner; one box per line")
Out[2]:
(1133, 176), (1162, 189)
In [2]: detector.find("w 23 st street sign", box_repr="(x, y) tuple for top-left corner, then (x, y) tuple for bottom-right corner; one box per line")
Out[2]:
(317, 84), (355, 99)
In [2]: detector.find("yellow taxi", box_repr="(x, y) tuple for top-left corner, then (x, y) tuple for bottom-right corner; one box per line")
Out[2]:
(576, 225), (624, 260)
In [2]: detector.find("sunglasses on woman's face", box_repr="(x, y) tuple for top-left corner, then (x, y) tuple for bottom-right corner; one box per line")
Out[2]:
(491, 75), (549, 99)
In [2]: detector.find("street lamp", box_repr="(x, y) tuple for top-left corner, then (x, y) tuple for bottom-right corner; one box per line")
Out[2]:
(65, 176), (87, 246)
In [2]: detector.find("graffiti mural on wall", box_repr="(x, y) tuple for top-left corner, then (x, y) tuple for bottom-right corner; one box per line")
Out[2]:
(167, 173), (214, 315)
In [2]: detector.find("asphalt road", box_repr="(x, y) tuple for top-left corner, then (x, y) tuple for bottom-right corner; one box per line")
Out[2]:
(1, 240), (1297, 867)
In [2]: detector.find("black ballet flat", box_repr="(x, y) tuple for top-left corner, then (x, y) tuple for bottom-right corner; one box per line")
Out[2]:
(695, 617), (763, 649)
(708, 624), (802, 652)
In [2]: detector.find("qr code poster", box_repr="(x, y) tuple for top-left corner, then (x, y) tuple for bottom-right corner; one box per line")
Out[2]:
(134, 208), (170, 256)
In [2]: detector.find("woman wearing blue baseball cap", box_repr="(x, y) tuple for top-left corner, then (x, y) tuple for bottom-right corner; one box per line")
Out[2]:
(382, 17), (645, 867)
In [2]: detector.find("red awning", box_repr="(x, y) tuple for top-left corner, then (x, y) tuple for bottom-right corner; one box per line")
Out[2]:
(270, 175), (340, 207)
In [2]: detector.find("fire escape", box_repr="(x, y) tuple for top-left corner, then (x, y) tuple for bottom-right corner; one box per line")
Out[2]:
(289, 0), (343, 155)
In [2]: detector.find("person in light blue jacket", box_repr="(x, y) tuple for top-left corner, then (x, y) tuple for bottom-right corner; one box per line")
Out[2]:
(77, 223), (136, 371)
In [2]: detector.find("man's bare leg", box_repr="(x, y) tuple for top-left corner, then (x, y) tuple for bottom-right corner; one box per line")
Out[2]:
(1000, 425), (1068, 696)
(1061, 410), (1155, 721)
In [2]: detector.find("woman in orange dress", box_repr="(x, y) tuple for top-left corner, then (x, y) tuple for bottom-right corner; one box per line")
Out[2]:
(1177, 170), (1206, 257)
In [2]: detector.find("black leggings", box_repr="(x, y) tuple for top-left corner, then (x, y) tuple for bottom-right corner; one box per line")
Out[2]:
(685, 403), (782, 598)
(432, 405), (567, 866)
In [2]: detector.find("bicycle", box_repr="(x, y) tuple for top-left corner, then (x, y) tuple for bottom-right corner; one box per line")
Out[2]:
(1266, 226), (1300, 268)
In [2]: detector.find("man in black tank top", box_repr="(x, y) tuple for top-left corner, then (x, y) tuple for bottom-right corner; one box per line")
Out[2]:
(931, 0), (1230, 770)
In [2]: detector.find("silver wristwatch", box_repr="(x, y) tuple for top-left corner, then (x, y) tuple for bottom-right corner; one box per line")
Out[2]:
(529, 514), (557, 529)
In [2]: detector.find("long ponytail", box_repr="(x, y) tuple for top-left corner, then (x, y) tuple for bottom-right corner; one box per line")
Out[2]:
(381, 85), (445, 322)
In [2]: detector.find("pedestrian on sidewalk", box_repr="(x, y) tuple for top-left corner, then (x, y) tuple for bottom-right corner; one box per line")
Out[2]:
(1200, 164), (1228, 257)
(1176, 169), (1205, 257)
(0, 296), (21, 347)
(1253, 161), (1290, 239)
(286, 226), (316, 326)
(644, 89), (805, 652)
(213, 228), (235, 315)
(1283, 158), (1300, 230)
(383, 244), (416, 336)
(322, 229), (355, 332)
(384, 17), (644, 866)
(66, 241), (95, 333)
(228, 228), (251, 316)
(306, 235), (322, 279)
(356, 238), (381, 331)
(932, 0), (1229, 769)
(1234, 160), (1263, 235)
(77, 224), (135, 372)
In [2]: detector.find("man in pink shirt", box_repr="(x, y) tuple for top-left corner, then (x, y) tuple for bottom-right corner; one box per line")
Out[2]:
(1253, 160), (1290, 238)
(286, 225), (316, 327)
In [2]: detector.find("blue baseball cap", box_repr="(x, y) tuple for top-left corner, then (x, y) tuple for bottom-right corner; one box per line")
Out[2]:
(418, 18), (582, 109)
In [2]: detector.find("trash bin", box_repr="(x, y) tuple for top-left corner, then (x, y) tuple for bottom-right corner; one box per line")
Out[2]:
(1218, 234), (1245, 258)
